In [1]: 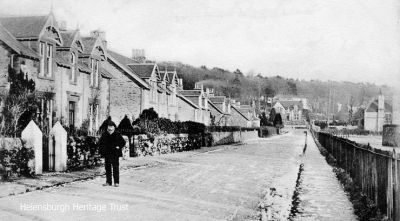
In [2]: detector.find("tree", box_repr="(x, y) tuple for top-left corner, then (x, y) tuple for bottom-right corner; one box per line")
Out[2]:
(0, 66), (37, 136)
(139, 108), (158, 121)
(269, 108), (276, 124)
(233, 69), (243, 76)
(273, 113), (283, 127)
(259, 112), (269, 126)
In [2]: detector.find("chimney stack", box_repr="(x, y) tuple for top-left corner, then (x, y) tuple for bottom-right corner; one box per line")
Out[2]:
(58, 21), (67, 31)
(90, 30), (107, 48)
(178, 78), (183, 90)
(132, 49), (146, 63)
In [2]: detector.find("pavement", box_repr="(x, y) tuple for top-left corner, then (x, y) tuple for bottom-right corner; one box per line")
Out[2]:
(0, 130), (356, 221)
(291, 132), (357, 221)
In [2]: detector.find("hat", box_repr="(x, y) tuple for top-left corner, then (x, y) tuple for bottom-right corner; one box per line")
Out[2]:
(107, 120), (117, 127)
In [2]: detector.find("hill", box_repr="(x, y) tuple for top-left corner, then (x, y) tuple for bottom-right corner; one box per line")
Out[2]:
(159, 61), (393, 111)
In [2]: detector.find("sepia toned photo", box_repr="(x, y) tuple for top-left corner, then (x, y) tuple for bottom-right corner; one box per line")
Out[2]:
(0, 0), (399, 220)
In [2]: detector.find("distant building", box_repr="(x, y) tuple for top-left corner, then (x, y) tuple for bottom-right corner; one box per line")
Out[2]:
(273, 100), (303, 123)
(364, 94), (392, 132)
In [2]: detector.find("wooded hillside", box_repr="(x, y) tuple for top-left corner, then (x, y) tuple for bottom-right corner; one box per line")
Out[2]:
(160, 61), (393, 111)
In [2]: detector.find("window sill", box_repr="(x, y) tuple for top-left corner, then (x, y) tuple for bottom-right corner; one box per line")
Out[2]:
(37, 75), (54, 81)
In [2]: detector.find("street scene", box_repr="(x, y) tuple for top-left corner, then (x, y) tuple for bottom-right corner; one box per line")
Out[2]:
(0, 130), (356, 221)
(0, 0), (399, 220)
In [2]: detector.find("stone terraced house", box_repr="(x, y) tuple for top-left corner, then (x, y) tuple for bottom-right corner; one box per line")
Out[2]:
(0, 13), (111, 135)
(0, 13), (258, 133)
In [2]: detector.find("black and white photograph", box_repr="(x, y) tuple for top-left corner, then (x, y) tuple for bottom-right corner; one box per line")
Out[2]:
(0, 0), (399, 220)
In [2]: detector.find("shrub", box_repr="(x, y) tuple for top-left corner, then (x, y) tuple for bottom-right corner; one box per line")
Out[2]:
(67, 136), (101, 171)
(0, 139), (34, 179)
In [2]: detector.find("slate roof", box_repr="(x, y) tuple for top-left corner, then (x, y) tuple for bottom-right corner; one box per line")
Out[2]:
(178, 94), (199, 109)
(100, 67), (113, 79)
(0, 15), (48, 39)
(180, 90), (202, 97)
(365, 98), (392, 113)
(275, 100), (303, 110)
(231, 105), (249, 121)
(127, 64), (156, 79)
(106, 50), (149, 89)
(208, 100), (223, 114)
(60, 30), (77, 48)
(0, 23), (39, 59)
(81, 37), (97, 55)
(209, 96), (226, 104)
(107, 50), (137, 66)
(54, 54), (71, 68)
(77, 62), (91, 73)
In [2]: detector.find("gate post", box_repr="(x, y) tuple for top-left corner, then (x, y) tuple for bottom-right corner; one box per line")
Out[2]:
(21, 120), (43, 175)
(50, 122), (67, 171)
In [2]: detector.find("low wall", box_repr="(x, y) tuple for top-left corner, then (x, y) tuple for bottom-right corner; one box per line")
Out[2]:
(260, 126), (278, 137)
(210, 131), (241, 146)
(240, 130), (259, 141)
(131, 130), (260, 156)
(382, 124), (400, 147)
(0, 138), (35, 178)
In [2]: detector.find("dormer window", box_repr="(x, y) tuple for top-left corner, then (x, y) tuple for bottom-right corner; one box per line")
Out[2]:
(90, 59), (99, 87)
(39, 42), (45, 76)
(46, 44), (53, 77)
(90, 59), (95, 86)
(71, 53), (76, 82)
(95, 60), (99, 87)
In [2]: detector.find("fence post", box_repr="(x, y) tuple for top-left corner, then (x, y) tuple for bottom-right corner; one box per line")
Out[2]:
(393, 150), (399, 221)
(387, 151), (394, 220)
(21, 120), (43, 175)
(50, 122), (67, 171)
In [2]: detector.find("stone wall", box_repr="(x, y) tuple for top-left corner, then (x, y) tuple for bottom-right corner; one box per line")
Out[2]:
(0, 43), (11, 87)
(228, 108), (248, 127)
(210, 130), (259, 146)
(260, 126), (278, 137)
(177, 96), (196, 122)
(382, 124), (400, 147)
(104, 61), (143, 124)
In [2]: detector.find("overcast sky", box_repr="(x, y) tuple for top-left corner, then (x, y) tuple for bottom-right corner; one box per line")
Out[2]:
(1, 0), (399, 86)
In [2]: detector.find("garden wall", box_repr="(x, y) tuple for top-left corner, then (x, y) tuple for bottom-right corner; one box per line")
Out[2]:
(259, 126), (278, 137)
(0, 137), (35, 179)
(210, 130), (259, 145)
(131, 129), (260, 157)
(241, 130), (259, 141)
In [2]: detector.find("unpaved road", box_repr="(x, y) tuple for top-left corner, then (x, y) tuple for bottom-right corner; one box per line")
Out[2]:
(0, 130), (355, 221)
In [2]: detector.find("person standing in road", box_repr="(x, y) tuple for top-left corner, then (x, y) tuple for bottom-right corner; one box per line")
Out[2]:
(98, 120), (126, 187)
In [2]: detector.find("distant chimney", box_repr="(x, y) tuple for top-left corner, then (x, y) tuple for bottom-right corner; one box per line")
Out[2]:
(90, 30), (107, 48)
(194, 83), (203, 90)
(378, 94), (385, 111)
(132, 49), (146, 63)
(178, 78), (183, 90)
(58, 21), (67, 31)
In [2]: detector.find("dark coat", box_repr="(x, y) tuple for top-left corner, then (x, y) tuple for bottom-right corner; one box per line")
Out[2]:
(98, 131), (126, 158)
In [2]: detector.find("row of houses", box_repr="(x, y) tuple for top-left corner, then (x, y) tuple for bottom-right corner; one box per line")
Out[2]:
(0, 12), (259, 135)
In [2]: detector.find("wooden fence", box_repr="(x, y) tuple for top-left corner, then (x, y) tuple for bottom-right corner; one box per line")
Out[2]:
(314, 131), (400, 221)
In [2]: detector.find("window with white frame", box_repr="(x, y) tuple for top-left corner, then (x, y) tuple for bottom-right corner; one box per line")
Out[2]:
(95, 60), (99, 87)
(39, 42), (45, 76)
(90, 58), (95, 86)
(88, 104), (99, 134)
(46, 44), (52, 77)
(71, 53), (76, 82)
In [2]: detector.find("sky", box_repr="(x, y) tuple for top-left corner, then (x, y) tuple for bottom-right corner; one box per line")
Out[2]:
(1, 0), (400, 86)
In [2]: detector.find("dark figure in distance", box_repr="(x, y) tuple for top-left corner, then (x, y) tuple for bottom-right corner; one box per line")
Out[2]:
(98, 121), (126, 187)
(303, 130), (308, 155)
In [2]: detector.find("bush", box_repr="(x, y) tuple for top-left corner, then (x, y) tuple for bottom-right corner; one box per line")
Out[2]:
(67, 136), (101, 171)
(0, 139), (34, 179)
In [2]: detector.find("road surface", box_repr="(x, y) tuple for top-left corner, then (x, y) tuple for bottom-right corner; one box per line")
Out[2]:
(0, 130), (355, 221)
